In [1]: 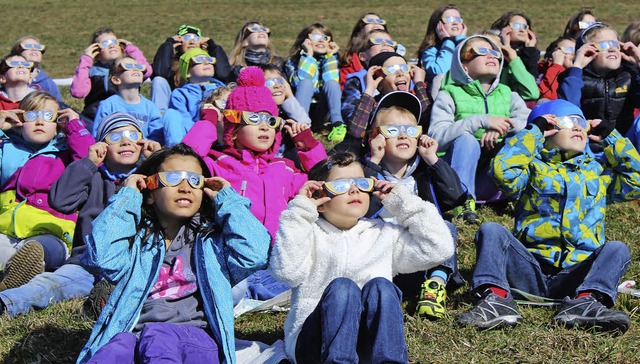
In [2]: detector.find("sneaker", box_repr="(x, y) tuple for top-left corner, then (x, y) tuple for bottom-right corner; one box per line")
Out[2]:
(327, 123), (346, 143)
(416, 279), (447, 319)
(554, 295), (630, 333)
(0, 241), (44, 291)
(82, 278), (115, 320)
(452, 199), (480, 224)
(455, 289), (523, 329)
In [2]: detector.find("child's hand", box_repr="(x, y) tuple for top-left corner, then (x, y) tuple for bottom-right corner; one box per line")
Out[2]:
(368, 133), (386, 164)
(620, 42), (640, 67)
(410, 64), (426, 83)
(298, 180), (331, 206)
(418, 135), (438, 165)
(203, 176), (230, 199)
(172, 35), (183, 49)
(302, 39), (314, 56)
(364, 66), (383, 96)
(587, 119), (605, 142)
(0, 110), (23, 131)
(122, 174), (148, 192)
(137, 139), (161, 158)
(573, 43), (598, 69)
(525, 29), (538, 47)
(328, 42), (340, 55)
(118, 39), (131, 47)
(88, 142), (109, 166)
(480, 130), (502, 150)
(373, 178), (396, 200)
(283, 119), (308, 138)
(488, 116), (515, 135)
(500, 28), (512, 46)
(500, 44), (518, 62)
(200, 37), (211, 49)
(436, 21), (452, 40)
(84, 43), (100, 59)
(551, 48), (565, 65)
(58, 108), (80, 123)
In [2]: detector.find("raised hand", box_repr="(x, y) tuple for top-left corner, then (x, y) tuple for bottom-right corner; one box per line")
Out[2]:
(203, 176), (231, 199)
(88, 141), (109, 166)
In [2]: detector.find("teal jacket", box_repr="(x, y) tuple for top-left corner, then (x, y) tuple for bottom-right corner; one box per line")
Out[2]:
(492, 125), (640, 268)
(77, 187), (270, 364)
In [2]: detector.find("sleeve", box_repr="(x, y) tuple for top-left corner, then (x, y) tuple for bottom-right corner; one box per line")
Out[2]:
(420, 40), (458, 83)
(48, 157), (98, 214)
(504, 57), (540, 100)
(346, 92), (375, 139)
(414, 81), (432, 116)
(508, 92), (531, 133)
(428, 90), (488, 151)
(63, 118), (95, 161)
(125, 44), (153, 79)
(538, 63), (565, 100)
(181, 115), (218, 157)
(287, 52), (318, 89)
(557, 67), (584, 107)
(519, 47), (541, 78)
(600, 130), (640, 203)
(145, 102), (164, 143)
(321, 53), (339, 84)
(341, 76), (363, 123)
(291, 128), (328, 171)
(281, 97), (312, 125)
(83, 187), (142, 282)
(70, 55), (95, 98)
(205, 39), (232, 83)
(41, 77), (63, 102)
(212, 187), (270, 285)
(168, 89), (193, 127)
(152, 37), (177, 80)
(269, 195), (319, 287)
(426, 158), (466, 212)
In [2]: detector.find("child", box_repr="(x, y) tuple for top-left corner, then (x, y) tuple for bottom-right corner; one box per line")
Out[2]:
(151, 24), (231, 112)
(285, 23), (345, 142)
(563, 7), (597, 39)
(490, 12), (540, 78)
(10, 36), (62, 102)
(558, 22), (640, 145)
(76, 143), (270, 363)
(0, 54), (38, 110)
(622, 20), (640, 46)
(456, 99), (640, 333)
(537, 36), (576, 101)
(364, 91), (466, 319)
(0, 113), (159, 317)
(93, 56), (163, 143)
(339, 12), (388, 88)
(229, 21), (284, 81)
(417, 4), (467, 84)
(0, 91), (93, 291)
(70, 27), (152, 128)
(269, 151), (454, 362)
(429, 35), (530, 222)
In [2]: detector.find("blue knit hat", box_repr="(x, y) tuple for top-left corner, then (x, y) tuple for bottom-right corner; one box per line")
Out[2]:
(95, 112), (143, 142)
(528, 99), (585, 123)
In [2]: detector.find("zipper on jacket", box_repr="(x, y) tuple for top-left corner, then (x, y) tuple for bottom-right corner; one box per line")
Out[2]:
(604, 81), (609, 123)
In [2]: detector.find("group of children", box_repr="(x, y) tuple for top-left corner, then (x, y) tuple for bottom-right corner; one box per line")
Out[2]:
(0, 6), (640, 363)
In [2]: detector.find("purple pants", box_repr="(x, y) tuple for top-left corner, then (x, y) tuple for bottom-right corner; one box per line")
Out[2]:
(87, 322), (220, 364)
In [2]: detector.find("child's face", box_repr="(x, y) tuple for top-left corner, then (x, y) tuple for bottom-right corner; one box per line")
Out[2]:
(188, 57), (215, 79)
(590, 29), (622, 73)
(544, 122), (588, 157)
(359, 32), (395, 64)
(21, 99), (59, 146)
(112, 57), (144, 86)
(20, 38), (43, 63)
(146, 155), (204, 224)
(1, 55), (32, 85)
(104, 126), (143, 167)
(508, 15), (529, 43)
(462, 39), (501, 81)
(179, 33), (202, 54)
(317, 163), (370, 229)
(244, 24), (270, 49)
(378, 57), (411, 94)
(376, 111), (419, 163)
(557, 39), (576, 64)
(441, 9), (464, 37)
(235, 118), (277, 153)
(96, 33), (123, 62)
(309, 29), (330, 55)
(361, 14), (385, 34)
(264, 69), (286, 105)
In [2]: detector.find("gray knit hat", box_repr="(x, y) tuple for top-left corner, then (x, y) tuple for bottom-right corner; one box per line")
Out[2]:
(95, 112), (143, 142)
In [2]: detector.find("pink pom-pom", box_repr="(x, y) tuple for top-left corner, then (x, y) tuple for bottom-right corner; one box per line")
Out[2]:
(236, 66), (265, 87)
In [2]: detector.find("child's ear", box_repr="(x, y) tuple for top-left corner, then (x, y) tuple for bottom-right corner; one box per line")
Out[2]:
(358, 51), (367, 63)
(145, 192), (155, 206)
(111, 75), (122, 86)
(242, 40), (249, 47)
(0, 75), (5, 85)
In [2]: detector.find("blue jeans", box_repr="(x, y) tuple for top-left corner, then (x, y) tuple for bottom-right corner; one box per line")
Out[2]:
(0, 233), (67, 272)
(471, 222), (630, 305)
(0, 263), (94, 317)
(295, 79), (343, 125)
(444, 132), (480, 199)
(150, 76), (171, 115)
(295, 277), (408, 364)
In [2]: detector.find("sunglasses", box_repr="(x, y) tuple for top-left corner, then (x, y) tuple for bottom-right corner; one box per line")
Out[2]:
(5, 60), (34, 69)
(223, 110), (284, 130)
(265, 77), (285, 88)
(441, 16), (463, 24)
(182, 34), (201, 42)
(368, 38), (397, 49)
(213, 99), (226, 111)
(559, 47), (575, 54)
(98, 39), (119, 49)
(372, 124), (422, 139)
(247, 25), (270, 34)
(21, 43), (46, 53)
(362, 17), (386, 25)
(323, 178), (375, 197)
(116, 62), (146, 73)
(462, 47), (502, 61)
(509, 22), (529, 30)
(191, 55), (216, 64)
(381, 63), (410, 76)
(553, 115), (590, 131)
(594, 40), (620, 52)
(578, 21), (597, 30)
(308, 33), (330, 42)
(22, 110), (57, 123)
(103, 130), (143, 144)
(145, 171), (205, 191)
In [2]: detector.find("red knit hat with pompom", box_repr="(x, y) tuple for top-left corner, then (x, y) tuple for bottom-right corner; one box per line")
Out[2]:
(226, 66), (278, 116)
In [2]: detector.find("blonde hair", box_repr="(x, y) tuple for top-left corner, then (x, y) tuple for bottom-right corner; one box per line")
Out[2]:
(582, 24), (617, 43)
(229, 21), (279, 67)
(203, 82), (237, 105)
(372, 106), (417, 129)
(19, 91), (58, 112)
(10, 36), (41, 56)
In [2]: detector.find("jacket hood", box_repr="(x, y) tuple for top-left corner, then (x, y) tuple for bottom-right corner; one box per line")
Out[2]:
(450, 35), (504, 93)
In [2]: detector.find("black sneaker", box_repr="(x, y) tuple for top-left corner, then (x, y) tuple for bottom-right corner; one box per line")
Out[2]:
(554, 295), (630, 333)
(0, 241), (44, 291)
(82, 278), (115, 320)
(455, 289), (522, 329)
(452, 199), (481, 224)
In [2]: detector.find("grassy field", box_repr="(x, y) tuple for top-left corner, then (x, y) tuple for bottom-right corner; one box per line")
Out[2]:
(2, 1), (640, 363)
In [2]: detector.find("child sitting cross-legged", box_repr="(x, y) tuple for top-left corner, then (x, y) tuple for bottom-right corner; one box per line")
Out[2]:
(456, 99), (640, 333)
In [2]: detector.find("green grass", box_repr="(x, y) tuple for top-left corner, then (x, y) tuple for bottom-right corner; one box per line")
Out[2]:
(3, 1), (640, 363)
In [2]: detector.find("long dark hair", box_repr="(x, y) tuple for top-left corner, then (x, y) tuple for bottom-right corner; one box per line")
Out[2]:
(134, 143), (214, 246)
(417, 4), (460, 58)
(289, 23), (334, 63)
(340, 12), (388, 65)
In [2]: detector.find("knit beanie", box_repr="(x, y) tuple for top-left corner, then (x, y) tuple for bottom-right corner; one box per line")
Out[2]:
(177, 24), (202, 37)
(179, 48), (210, 82)
(528, 99), (585, 123)
(95, 112), (143, 142)
(225, 66), (278, 115)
